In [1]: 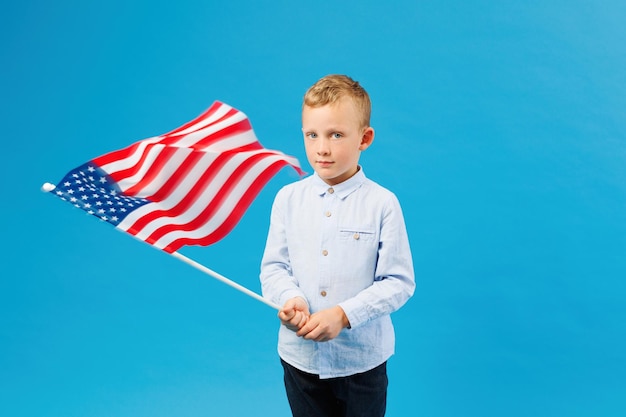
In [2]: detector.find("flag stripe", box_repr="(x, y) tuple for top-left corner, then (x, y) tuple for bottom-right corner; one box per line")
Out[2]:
(123, 150), (238, 235)
(122, 144), (182, 196)
(51, 101), (304, 254)
(161, 101), (227, 137)
(123, 150), (291, 242)
(161, 159), (293, 252)
(160, 110), (251, 149)
(141, 151), (284, 245)
(152, 156), (294, 252)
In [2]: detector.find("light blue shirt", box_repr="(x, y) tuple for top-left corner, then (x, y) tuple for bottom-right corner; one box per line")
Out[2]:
(260, 168), (415, 378)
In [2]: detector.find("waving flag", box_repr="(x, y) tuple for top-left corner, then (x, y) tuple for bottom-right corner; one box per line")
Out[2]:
(47, 101), (304, 253)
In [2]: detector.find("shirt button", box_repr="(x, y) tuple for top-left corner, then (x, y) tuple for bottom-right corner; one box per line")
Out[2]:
(325, 211), (332, 217)
(322, 249), (328, 256)
(353, 233), (360, 240)
(320, 290), (327, 297)
(328, 188), (334, 194)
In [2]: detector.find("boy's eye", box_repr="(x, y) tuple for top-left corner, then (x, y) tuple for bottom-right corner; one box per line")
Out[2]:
(306, 132), (318, 139)
(332, 133), (342, 139)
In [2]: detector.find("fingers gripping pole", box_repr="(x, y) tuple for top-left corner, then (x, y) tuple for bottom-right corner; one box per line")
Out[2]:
(171, 251), (280, 310)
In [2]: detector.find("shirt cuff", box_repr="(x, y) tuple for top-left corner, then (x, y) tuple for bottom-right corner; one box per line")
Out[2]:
(279, 289), (309, 308)
(338, 298), (369, 329)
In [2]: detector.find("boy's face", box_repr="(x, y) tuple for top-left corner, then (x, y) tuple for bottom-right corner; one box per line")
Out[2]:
(302, 98), (374, 185)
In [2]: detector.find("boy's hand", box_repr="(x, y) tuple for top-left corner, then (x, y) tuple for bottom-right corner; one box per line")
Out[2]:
(278, 297), (310, 332)
(297, 306), (350, 342)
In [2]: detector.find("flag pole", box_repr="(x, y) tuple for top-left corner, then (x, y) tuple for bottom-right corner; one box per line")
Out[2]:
(42, 182), (280, 311)
(170, 251), (280, 310)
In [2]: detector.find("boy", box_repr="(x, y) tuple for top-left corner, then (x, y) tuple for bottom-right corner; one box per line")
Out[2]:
(260, 75), (415, 417)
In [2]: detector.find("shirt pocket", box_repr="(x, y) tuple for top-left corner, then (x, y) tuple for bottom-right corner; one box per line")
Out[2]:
(338, 225), (377, 242)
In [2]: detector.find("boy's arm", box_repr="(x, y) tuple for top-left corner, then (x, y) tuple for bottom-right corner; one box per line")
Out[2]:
(260, 192), (308, 307)
(338, 195), (416, 329)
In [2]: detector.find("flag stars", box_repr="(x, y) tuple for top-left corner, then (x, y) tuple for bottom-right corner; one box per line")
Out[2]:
(52, 162), (151, 228)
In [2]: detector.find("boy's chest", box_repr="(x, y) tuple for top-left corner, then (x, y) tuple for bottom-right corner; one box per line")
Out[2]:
(285, 194), (380, 252)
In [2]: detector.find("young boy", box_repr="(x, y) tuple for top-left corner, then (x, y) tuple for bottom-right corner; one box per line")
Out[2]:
(260, 75), (415, 417)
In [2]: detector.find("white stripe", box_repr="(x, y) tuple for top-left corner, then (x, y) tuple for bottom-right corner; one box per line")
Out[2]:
(116, 150), (222, 230)
(98, 136), (161, 175)
(99, 109), (251, 180)
(150, 153), (290, 249)
(173, 103), (233, 136)
(113, 144), (169, 192)
(125, 151), (257, 240)
(121, 146), (195, 198)
(171, 111), (249, 148)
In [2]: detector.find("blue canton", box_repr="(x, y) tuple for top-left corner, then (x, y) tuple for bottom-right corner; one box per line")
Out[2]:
(53, 162), (151, 226)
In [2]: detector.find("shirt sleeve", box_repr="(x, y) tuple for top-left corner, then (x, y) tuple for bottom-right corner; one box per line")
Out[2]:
(338, 194), (415, 328)
(260, 189), (309, 308)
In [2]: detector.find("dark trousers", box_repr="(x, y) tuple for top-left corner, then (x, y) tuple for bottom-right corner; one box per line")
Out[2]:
(281, 359), (388, 417)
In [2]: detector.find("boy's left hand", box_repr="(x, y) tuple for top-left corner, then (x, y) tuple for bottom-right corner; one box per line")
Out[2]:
(297, 306), (350, 342)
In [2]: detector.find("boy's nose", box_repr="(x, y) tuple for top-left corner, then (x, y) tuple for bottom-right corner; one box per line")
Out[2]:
(316, 138), (330, 155)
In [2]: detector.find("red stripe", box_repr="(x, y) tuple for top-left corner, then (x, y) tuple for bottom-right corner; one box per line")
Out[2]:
(162, 106), (240, 141)
(159, 117), (257, 150)
(144, 151), (204, 202)
(192, 118), (256, 149)
(142, 152), (281, 245)
(93, 141), (142, 168)
(106, 142), (164, 186)
(122, 145), (180, 196)
(161, 159), (291, 253)
(161, 101), (224, 137)
(147, 142), (266, 202)
(125, 150), (236, 236)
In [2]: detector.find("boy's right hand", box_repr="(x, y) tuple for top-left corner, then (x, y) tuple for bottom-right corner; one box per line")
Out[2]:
(278, 297), (310, 332)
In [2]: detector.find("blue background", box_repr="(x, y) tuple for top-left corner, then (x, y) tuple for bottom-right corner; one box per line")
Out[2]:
(2, 1), (625, 416)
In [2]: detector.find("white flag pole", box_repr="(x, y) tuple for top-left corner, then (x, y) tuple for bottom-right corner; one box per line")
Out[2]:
(170, 251), (280, 310)
(42, 182), (280, 311)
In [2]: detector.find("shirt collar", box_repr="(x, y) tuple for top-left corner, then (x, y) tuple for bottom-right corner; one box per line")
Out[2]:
(311, 167), (366, 199)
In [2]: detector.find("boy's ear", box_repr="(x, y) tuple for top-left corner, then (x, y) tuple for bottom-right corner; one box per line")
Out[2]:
(359, 127), (375, 151)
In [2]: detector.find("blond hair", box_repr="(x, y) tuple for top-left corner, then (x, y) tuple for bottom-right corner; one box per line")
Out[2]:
(303, 75), (371, 128)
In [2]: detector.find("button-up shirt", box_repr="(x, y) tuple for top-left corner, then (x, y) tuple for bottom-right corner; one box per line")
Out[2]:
(260, 169), (415, 378)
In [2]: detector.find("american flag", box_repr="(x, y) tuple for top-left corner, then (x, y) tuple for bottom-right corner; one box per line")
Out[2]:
(49, 101), (304, 253)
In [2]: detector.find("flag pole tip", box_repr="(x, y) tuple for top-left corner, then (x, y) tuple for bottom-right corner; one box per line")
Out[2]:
(42, 182), (56, 192)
